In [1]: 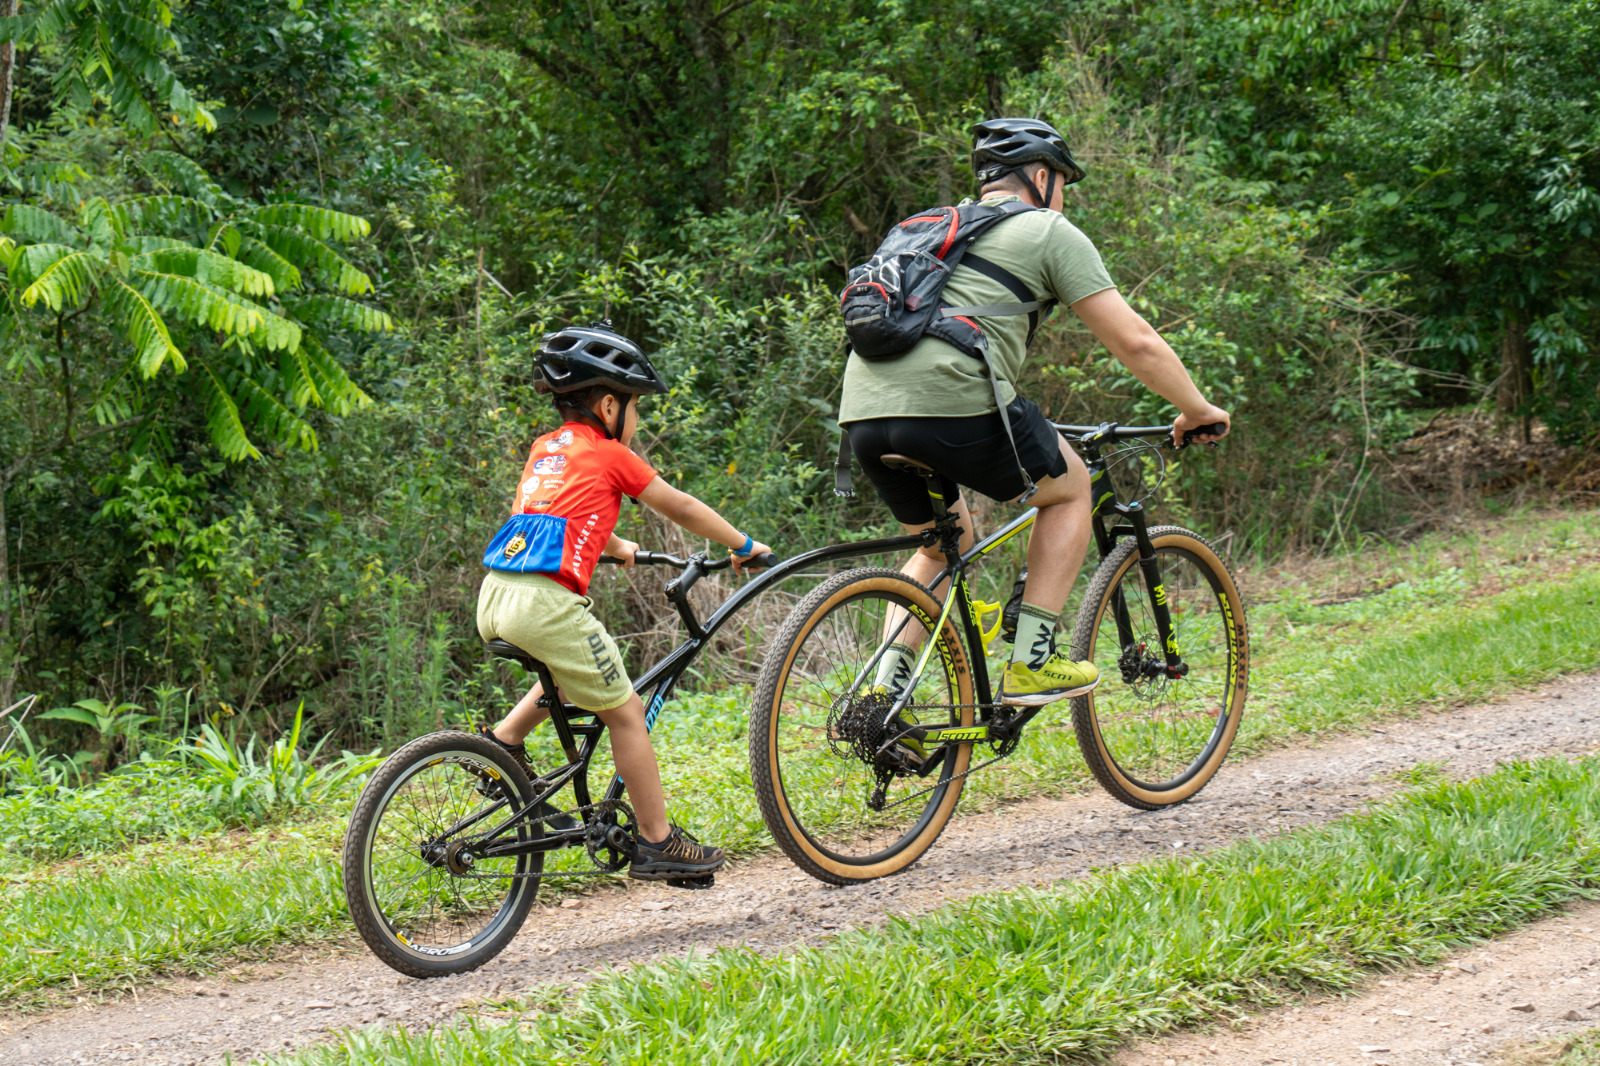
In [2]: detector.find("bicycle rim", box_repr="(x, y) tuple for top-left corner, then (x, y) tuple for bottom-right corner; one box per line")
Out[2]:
(1071, 528), (1247, 808)
(356, 743), (541, 963)
(753, 569), (974, 882)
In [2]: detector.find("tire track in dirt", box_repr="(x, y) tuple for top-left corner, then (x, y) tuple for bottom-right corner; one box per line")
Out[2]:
(4, 674), (1598, 1065)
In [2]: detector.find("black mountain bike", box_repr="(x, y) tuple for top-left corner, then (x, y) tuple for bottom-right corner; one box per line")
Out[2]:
(749, 421), (1249, 885)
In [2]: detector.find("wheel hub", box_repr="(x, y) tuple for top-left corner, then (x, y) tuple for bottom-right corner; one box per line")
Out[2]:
(442, 839), (478, 876)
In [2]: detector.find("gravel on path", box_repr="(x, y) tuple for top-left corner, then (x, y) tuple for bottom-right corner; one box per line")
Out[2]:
(3, 674), (1598, 1066)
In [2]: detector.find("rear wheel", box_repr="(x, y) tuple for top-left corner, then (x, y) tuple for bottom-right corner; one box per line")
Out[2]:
(750, 568), (975, 884)
(1068, 526), (1248, 810)
(342, 730), (543, 977)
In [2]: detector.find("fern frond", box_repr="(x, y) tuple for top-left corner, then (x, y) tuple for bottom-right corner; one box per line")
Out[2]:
(282, 347), (322, 408)
(283, 294), (392, 333)
(135, 269), (262, 337)
(141, 150), (225, 207)
(107, 276), (185, 377)
(246, 203), (371, 242)
(88, 361), (144, 427)
(114, 196), (213, 237)
(210, 222), (242, 258)
(137, 246), (275, 297)
(237, 237), (302, 292)
(222, 363), (318, 452)
(78, 197), (123, 246)
(126, 235), (190, 255)
(19, 247), (100, 311)
(300, 338), (372, 416)
(196, 362), (260, 461)
(238, 221), (372, 295)
(2, 203), (81, 244)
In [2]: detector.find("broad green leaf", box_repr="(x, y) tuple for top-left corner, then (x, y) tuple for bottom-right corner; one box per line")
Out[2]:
(237, 237), (302, 292)
(300, 338), (372, 416)
(140, 149), (225, 207)
(135, 270), (263, 337)
(137, 247), (275, 298)
(239, 222), (372, 294)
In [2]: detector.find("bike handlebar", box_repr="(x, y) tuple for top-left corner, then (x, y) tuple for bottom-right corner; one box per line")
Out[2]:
(1053, 421), (1228, 448)
(599, 551), (780, 571)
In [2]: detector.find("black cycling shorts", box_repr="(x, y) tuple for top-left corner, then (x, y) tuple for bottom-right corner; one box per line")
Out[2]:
(846, 397), (1070, 525)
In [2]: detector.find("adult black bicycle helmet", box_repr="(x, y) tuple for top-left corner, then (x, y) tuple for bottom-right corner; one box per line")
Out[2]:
(971, 117), (1086, 189)
(534, 321), (670, 397)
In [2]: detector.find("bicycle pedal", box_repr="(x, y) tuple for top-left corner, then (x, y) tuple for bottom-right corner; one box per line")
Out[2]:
(665, 874), (715, 891)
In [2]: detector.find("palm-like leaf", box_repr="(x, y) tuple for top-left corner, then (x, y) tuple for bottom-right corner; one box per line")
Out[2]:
(222, 362), (318, 452)
(239, 221), (373, 294)
(137, 247), (275, 298)
(300, 338), (372, 417)
(196, 362), (260, 462)
(1, 203), (81, 244)
(247, 204), (371, 243)
(107, 276), (184, 376)
(19, 247), (100, 311)
(284, 294), (392, 334)
(236, 238), (302, 293)
(141, 150), (226, 208)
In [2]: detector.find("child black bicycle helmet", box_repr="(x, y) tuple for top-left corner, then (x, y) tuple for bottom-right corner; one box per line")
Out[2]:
(971, 117), (1086, 209)
(535, 321), (668, 440)
(534, 321), (670, 397)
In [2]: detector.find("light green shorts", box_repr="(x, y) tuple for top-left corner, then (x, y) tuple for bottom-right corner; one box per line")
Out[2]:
(476, 571), (634, 712)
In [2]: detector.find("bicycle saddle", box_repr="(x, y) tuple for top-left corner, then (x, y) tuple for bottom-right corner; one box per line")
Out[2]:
(484, 639), (541, 670)
(879, 453), (937, 476)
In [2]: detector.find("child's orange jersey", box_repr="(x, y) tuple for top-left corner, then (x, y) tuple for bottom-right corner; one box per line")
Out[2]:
(481, 422), (657, 595)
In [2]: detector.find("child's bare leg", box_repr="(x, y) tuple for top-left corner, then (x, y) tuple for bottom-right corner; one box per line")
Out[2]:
(594, 692), (669, 842)
(494, 682), (550, 745)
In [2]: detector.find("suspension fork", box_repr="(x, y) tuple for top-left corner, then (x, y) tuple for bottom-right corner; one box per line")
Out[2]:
(1127, 504), (1183, 670)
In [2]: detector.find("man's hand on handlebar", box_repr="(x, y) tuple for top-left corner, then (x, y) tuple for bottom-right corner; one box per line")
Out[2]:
(730, 539), (774, 576)
(1173, 405), (1231, 448)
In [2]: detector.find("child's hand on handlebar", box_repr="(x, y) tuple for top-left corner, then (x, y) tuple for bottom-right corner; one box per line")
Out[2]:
(730, 539), (773, 575)
(605, 535), (640, 567)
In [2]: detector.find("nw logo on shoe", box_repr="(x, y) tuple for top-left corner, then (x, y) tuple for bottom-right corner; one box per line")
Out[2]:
(890, 655), (912, 697)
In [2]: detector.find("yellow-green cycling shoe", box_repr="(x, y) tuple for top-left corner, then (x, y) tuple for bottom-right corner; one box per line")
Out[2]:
(999, 653), (1099, 706)
(858, 685), (931, 768)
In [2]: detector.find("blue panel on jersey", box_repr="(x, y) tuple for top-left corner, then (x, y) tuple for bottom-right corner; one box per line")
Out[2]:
(482, 513), (566, 574)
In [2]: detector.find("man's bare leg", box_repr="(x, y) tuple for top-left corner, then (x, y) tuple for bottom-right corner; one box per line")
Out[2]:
(1017, 436), (1093, 614)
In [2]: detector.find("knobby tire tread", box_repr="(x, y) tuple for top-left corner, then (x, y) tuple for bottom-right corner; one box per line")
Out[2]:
(1068, 525), (1249, 810)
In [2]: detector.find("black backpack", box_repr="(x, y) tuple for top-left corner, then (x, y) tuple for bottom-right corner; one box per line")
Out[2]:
(835, 200), (1057, 499)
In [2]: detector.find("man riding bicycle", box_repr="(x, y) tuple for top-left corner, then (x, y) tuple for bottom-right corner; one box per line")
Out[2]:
(839, 117), (1231, 709)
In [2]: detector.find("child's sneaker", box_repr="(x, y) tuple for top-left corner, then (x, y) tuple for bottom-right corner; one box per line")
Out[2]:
(999, 653), (1099, 706)
(629, 825), (726, 880)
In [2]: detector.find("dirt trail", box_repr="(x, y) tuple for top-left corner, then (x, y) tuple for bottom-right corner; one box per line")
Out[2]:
(1114, 899), (1600, 1066)
(3, 675), (1599, 1066)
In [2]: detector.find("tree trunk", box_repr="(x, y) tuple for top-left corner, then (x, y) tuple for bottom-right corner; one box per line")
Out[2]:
(0, 472), (13, 710)
(0, 0), (18, 157)
(1498, 314), (1534, 444)
(985, 72), (1004, 119)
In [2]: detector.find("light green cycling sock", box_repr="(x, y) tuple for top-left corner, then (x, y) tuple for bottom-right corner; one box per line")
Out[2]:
(873, 641), (917, 696)
(1010, 604), (1057, 670)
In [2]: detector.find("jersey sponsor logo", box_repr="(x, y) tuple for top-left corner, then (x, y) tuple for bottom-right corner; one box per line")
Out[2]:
(531, 455), (568, 476)
(503, 532), (528, 560)
(545, 429), (574, 453)
(571, 511), (601, 571)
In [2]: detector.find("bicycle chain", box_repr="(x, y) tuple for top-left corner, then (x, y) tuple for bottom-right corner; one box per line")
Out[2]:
(448, 794), (633, 881)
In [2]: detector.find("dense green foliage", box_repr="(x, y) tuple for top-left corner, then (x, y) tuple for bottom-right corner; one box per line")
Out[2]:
(0, 0), (1594, 770)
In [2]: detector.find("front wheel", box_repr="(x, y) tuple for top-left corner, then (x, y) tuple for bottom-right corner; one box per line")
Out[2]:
(342, 730), (544, 977)
(1069, 525), (1248, 810)
(750, 568), (976, 884)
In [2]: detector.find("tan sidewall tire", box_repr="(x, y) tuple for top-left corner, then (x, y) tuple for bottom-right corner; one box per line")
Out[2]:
(1070, 527), (1249, 810)
(750, 569), (974, 884)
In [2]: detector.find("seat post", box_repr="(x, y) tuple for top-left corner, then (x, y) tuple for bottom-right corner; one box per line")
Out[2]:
(878, 453), (966, 563)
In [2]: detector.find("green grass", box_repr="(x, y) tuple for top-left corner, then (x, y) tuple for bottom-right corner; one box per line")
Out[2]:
(268, 756), (1600, 1065)
(2, 512), (1598, 1005)
(1558, 1031), (1600, 1064)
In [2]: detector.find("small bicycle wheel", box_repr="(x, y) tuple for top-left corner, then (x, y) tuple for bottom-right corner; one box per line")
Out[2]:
(342, 730), (544, 977)
(1069, 525), (1248, 810)
(750, 568), (975, 884)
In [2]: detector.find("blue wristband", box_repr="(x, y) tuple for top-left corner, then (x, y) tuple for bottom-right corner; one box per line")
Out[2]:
(732, 533), (755, 558)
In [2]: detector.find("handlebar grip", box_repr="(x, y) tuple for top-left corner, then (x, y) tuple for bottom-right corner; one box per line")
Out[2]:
(1178, 422), (1228, 447)
(599, 555), (624, 566)
(746, 552), (779, 570)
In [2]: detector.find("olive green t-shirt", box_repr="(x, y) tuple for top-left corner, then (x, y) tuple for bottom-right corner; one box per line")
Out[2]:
(837, 195), (1116, 422)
